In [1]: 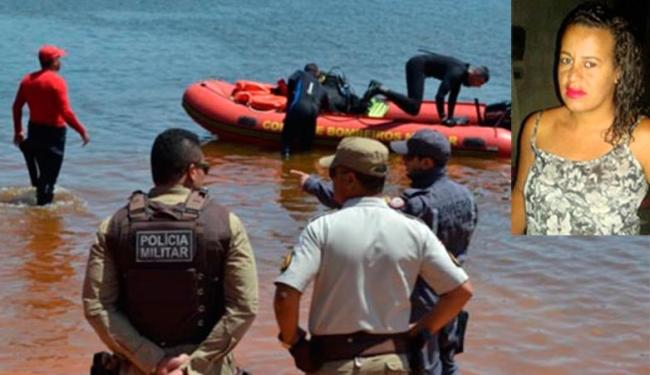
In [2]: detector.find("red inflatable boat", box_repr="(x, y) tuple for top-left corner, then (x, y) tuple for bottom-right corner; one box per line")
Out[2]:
(182, 79), (511, 158)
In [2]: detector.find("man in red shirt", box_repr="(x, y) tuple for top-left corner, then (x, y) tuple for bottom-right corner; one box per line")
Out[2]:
(13, 45), (90, 205)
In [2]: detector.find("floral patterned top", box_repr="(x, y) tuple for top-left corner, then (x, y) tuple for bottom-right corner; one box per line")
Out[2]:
(524, 112), (648, 235)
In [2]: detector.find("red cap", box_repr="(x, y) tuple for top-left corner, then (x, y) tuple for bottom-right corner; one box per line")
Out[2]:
(38, 45), (66, 62)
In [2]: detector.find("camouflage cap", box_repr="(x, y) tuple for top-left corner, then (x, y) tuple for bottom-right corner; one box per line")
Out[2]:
(319, 137), (389, 177)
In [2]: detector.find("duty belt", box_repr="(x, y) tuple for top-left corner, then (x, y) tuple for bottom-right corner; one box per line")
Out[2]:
(311, 331), (411, 361)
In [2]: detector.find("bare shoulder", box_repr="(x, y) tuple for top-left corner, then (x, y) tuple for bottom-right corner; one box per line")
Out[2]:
(631, 117), (650, 143)
(541, 106), (566, 119)
(520, 109), (544, 139)
(519, 111), (537, 139)
(514, 109), (551, 187)
(630, 117), (650, 178)
(539, 106), (568, 129)
(520, 106), (564, 141)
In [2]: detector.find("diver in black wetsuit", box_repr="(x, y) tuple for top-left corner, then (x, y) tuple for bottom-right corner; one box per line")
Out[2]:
(363, 53), (489, 125)
(281, 63), (329, 158)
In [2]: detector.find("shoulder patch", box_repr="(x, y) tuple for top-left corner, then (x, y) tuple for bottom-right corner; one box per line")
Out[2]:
(388, 196), (405, 209)
(135, 230), (194, 262)
(280, 250), (294, 272)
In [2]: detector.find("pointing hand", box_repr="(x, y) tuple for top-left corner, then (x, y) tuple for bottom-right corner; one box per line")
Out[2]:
(289, 169), (310, 189)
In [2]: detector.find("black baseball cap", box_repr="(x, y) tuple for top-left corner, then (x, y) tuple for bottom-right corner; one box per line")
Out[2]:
(390, 129), (451, 165)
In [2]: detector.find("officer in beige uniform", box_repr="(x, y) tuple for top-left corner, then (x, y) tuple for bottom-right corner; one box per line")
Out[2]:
(83, 128), (258, 375)
(293, 130), (478, 374)
(273, 137), (473, 374)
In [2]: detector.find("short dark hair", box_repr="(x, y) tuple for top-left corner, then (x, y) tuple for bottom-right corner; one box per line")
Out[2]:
(476, 66), (490, 83)
(348, 168), (385, 195)
(39, 58), (55, 69)
(558, 1), (644, 145)
(150, 128), (203, 185)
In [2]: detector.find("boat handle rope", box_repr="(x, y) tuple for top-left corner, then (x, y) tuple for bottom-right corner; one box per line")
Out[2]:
(201, 80), (403, 124)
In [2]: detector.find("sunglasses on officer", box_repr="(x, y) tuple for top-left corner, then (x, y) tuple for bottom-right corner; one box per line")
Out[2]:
(191, 160), (210, 174)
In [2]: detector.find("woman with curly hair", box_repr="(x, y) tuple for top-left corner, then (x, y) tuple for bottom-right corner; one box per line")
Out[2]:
(512, 1), (650, 235)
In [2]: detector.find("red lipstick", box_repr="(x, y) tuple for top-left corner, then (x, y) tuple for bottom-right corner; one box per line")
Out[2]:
(566, 87), (587, 99)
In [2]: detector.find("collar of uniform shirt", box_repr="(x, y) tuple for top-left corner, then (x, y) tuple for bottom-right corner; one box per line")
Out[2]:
(341, 196), (388, 209)
(148, 185), (191, 200)
(408, 166), (447, 189)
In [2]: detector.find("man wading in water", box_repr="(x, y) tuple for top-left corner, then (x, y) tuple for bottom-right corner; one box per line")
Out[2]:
(12, 45), (90, 205)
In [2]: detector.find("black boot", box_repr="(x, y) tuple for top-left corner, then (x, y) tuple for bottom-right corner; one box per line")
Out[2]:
(36, 184), (55, 205)
(362, 80), (384, 102)
(359, 80), (385, 112)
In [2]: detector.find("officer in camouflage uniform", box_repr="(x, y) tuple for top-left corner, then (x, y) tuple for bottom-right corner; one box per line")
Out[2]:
(83, 128), (258, 375)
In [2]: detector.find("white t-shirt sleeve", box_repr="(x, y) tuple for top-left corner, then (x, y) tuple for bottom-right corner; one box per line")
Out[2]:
(419, 229), (468, 294)
(274, 222), (322, 292)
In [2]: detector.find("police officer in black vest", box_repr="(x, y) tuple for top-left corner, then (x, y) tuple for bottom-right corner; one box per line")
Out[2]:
(291, 129), (477, 375)
(281, 63), (329, 158)
(83, 128), (258, 375)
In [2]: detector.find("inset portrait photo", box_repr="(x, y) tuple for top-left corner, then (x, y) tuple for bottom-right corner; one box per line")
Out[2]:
(512, 0), (650, 235)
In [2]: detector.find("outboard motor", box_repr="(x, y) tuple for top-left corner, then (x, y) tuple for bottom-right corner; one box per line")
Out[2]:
(484, 101), (511, 129)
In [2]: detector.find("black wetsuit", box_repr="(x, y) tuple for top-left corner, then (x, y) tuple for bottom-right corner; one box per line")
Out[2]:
(383, 54), (470, 119)
(281, 70), (328, 154)
(19, 124), (66, 205)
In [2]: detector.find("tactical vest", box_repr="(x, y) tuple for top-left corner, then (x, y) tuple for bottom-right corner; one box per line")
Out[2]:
(106, 189), (231, 347)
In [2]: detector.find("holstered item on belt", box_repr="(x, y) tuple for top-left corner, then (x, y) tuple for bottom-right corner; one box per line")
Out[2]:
(289, 334), (322, 373)
(90, 352), (120, 375)
(311, 331), (411, 362)
(456, 310), (469, 354)
(407, 330), (431, 375)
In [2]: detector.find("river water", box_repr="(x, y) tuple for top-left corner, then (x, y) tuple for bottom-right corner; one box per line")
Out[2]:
(0, 1), (648, 374)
